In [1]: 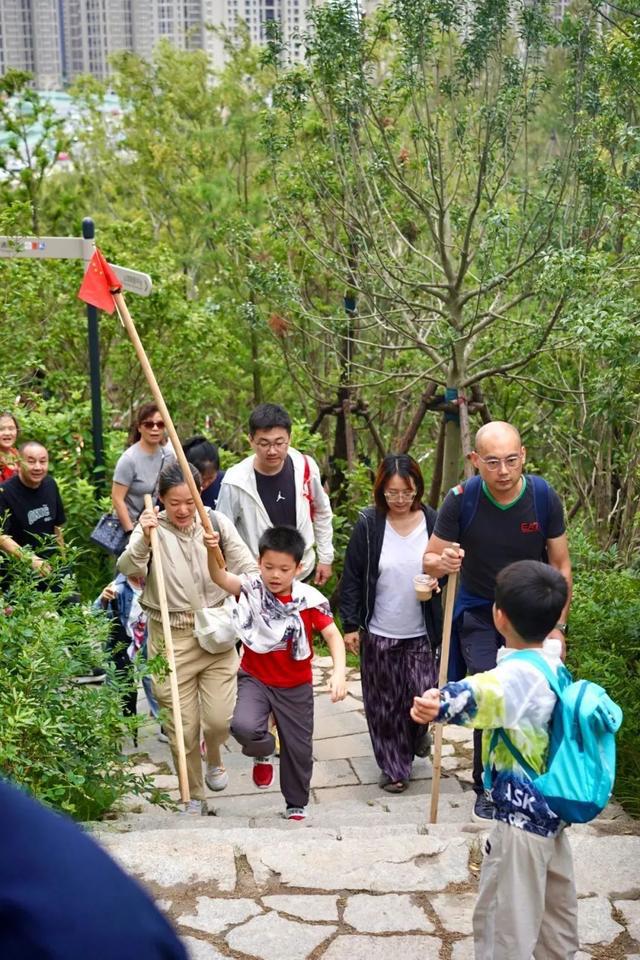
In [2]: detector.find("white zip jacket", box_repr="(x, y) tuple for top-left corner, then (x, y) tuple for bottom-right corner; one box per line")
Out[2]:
(216, 446), (334, 580)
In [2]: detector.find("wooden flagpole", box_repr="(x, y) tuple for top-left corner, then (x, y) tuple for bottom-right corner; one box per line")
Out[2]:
(144, 494), (190, 803)
(430, 544), (460, 824)
(113, 290), (224, 568)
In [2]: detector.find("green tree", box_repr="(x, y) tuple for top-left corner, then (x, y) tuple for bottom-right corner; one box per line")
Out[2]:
(262, 0), (612, 495)
(0, 71), (70, 234)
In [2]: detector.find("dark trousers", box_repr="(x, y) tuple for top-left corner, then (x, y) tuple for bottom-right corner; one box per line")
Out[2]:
(459, 607), (505, 795)
(361, 632), (437, 782)
(230, 670), (314, 809)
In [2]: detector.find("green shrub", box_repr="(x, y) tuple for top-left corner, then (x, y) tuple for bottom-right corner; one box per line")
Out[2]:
(568, 529), (640, 817)
(0, 555), (166, 820)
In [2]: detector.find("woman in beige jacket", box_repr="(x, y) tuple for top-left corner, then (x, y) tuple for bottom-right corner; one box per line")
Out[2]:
(118, 459), (258, 815)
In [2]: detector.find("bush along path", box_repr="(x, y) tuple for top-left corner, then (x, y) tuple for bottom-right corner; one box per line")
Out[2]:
(92, 659), (640, 960)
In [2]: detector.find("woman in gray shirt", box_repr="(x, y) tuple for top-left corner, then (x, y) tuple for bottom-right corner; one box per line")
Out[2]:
(111, 402), (168, 534)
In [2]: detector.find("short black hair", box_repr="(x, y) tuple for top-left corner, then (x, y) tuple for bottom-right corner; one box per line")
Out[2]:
(495, 560), (568, 643)
(258, 525), (305, 564)
(249, 403), (292, 436)
(158, 458), (201, 497)
(183, 435), (220, 473)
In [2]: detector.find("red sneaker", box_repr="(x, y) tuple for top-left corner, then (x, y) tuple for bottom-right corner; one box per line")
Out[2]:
(252, 756), (275, 789)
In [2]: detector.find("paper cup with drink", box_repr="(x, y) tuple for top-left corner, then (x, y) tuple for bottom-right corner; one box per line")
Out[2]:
(414, 573), (437, 602)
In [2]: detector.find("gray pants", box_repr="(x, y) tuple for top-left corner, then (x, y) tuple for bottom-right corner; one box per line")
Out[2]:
(474, 821), (579, 960)
(230, 671), (314, 808)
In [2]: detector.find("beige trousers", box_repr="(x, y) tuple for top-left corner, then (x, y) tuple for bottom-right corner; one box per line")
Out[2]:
(149, 621), (238, 800)
(474, 820), (579, 960)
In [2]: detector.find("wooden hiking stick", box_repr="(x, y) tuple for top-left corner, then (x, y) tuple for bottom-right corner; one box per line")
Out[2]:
(114, 291), (224, 570)
(430, 544), (460, 824)
(144, 494), (190, 803)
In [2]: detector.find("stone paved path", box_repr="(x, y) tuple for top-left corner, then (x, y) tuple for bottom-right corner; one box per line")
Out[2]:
(94, 659), (640, 960)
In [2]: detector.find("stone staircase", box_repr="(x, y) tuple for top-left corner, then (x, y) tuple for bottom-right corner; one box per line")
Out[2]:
(91, 661), (640, 960)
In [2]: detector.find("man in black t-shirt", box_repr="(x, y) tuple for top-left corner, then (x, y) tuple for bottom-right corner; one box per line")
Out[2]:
(0, 441), (66, 575)
(423, 421), (572, 820)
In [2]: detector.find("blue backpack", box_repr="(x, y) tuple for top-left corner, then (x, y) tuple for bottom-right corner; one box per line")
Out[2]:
(487, 650), (623, 823)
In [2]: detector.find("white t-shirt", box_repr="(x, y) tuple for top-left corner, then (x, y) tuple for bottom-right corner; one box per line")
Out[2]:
(368, 515), (428, 639)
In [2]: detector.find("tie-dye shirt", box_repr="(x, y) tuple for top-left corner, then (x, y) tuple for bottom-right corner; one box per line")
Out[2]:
(436, 637), (564, 836)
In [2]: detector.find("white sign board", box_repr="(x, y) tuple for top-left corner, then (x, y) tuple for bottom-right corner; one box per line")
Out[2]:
(0, 236), (85, 259)
(110, 263), (153, 297)
(0, 236), (153, 296)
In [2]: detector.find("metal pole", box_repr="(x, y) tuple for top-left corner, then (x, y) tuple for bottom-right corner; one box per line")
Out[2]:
(82, 217), (105, 492)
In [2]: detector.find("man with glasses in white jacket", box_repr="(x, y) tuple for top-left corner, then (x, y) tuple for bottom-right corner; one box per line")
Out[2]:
(217, 404), (334, 586)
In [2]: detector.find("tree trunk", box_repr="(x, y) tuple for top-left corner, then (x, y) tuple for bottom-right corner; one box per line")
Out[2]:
(441, 417), (462, 494)
(394, 381), (437, 453)
(428, 416), (446, 507)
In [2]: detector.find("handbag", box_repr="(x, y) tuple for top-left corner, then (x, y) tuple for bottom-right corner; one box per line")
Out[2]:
(192, 601), (238, 653)
(90, 513), (128, 556)
(162, 510), (237, 654)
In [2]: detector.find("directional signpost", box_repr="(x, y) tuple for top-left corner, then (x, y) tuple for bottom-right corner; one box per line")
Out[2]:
(0, 219), (152, 489)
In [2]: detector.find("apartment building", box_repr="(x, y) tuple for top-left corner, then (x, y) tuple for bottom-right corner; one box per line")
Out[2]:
(0, 0), (64, 89)
(61, 0), (132, 80)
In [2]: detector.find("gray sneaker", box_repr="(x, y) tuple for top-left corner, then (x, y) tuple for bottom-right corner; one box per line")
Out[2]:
(205, 765), (229, 792)
(180, 799), (209, 816)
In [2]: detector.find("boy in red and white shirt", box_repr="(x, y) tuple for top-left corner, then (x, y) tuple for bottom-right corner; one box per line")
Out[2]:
(205, 524), (347, 820)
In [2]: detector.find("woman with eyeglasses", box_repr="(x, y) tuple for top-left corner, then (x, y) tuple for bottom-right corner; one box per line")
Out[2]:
(340, 453), (442, 794)
(111, 402), (169, 539)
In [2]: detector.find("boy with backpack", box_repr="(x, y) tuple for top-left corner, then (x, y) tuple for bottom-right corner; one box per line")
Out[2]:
(412, 559), (622, 960)
(204, 524), (347, 821)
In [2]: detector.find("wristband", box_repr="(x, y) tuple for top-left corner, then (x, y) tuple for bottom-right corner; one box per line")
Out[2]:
(555, 622), (568, 637)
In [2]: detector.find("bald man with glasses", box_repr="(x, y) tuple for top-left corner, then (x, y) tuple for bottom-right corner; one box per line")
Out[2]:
(423, 421), (572, 821)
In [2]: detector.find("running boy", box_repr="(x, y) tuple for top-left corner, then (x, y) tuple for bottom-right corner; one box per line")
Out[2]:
(411, 559), (579, 960)
(204, 524), (347, 821)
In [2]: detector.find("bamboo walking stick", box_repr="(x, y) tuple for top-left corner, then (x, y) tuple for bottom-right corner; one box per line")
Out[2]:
(430, 544), (460, 824)
(115, 291), (224, 570)
(144, 495), (190, 803)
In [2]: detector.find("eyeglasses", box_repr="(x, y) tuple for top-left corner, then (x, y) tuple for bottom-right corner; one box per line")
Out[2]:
(476, 454), (522, 471)
(384, 489), (416, 503)
(141, 419), (165, 430)
(255, 439), (289, 451)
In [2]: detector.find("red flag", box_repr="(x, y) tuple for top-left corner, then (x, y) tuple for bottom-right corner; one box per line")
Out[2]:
(78, 248), (122, 313)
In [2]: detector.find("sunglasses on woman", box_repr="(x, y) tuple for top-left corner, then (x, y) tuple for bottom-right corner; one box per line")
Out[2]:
(141, 419), (165, 430)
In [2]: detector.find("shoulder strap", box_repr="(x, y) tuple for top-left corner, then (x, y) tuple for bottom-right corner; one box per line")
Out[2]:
(505, 648), (563, 697)
(488, 728), (540, 781)
(302, 455), (315, 520)
(529, 475), (551, 540)
(459, 475), (483, 535)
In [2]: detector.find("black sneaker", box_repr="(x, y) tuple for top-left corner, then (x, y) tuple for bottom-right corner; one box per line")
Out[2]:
(72, 668), (107, 685)
(472, 792), (495, 822)
(414, 726), (432, 758)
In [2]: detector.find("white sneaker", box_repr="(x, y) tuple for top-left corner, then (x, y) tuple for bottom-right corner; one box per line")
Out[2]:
(205, 765), (229, 792)
(180, 799), (208, 816)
